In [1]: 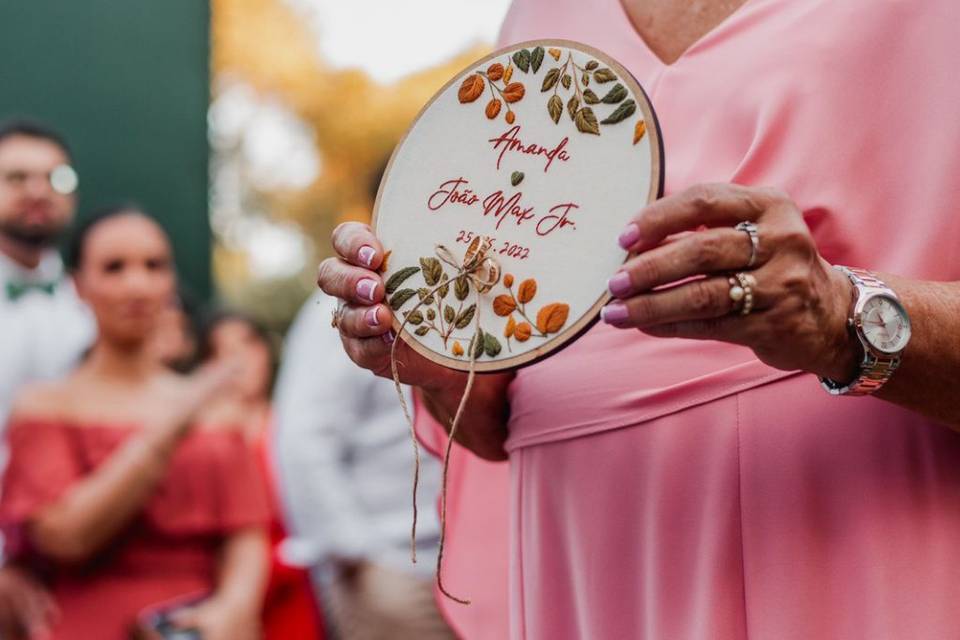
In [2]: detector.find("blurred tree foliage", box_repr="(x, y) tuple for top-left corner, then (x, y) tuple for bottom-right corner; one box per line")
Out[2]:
(211, 0), (488, 331)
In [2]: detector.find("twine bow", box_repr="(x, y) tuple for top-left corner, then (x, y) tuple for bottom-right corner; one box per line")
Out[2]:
(390, 237), (501, 605)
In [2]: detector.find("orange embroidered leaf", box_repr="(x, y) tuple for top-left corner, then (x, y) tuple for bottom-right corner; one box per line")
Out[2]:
(504, 316), (517, 338)
(458, 73), (485, 103)
(536, 303), (570, 334)
(487, 63), (504, 81)
(452, 341), (464, 357)
(514, 322), (532, 342)
(633, 119), (647, 145)
(493, 294), (516, 316)
(517, 279), (537, 304)
(486, 98), (502, 119)
(503, 82), (526, 103)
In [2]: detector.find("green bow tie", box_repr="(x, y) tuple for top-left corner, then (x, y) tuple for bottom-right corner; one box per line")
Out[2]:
(5, 280), (57, 301)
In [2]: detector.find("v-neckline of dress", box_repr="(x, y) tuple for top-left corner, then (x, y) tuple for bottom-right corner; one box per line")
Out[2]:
(614, 0), (759, 69)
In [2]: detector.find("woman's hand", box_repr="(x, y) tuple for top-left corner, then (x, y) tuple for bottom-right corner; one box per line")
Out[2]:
(604, 183), (859, 381)
(317, 222), (466, 393)
(317, 222), (512, 460)
(170, 597), (260, 640)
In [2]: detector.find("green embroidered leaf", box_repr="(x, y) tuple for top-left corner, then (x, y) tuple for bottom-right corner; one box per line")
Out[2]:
(600, 83), (627, 104)
(531, 46), (545, 73)
(512, 49), (531, 72)
(585, 60), (599, 71)
(483, 332), (503, 357)
(454, 275), (470, 301)
(455, 304), (476, 329)
(582, 89), (600, 104)
(444, 305), (456, 324)
(414, 326), (430, 337)
(601, 99), (637, 125)
(417, 287), (435, 305)
(405, 310), (424, 325)
(511, 171), (525, 186)
(385, 267), (419, 294)
(419, 257), (442, 286)
(426, 308), (436, 321)
(561, 74), (572, 89)
(389, 288), (416, 310)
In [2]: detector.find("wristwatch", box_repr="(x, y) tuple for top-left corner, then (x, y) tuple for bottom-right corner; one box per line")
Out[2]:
(819, 266), (911, 396)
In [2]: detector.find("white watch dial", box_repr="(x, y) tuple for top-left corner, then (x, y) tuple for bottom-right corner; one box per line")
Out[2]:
(860, 294), (911, 354)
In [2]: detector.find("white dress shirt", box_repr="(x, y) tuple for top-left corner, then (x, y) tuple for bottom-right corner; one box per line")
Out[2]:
(0, 250), (95, 440)
(274, 293), (442, 578)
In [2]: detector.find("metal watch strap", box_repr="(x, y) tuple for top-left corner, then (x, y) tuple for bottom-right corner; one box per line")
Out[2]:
(819, 266), (903, 397)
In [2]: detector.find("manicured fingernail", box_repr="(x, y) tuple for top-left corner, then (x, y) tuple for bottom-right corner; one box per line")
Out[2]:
(601, 302), (629, 325)
(618, 223), (640, 249)
(381, 329), (396, 345)
(607, 271), (632, 297)
(365, 306), (380, 327)
(358, 245), (376, 268)
(356, 278), (378, 303)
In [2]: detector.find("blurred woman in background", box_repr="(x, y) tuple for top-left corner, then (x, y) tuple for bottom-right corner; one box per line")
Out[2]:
(199, 311), (325, 640)
(0, 206), (269, 640)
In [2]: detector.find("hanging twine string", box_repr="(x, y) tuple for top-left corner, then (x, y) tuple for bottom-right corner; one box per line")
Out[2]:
(390, 238), (500, 606)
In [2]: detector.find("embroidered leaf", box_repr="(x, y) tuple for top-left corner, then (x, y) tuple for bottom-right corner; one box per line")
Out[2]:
(419, 257), (442, 286)
(405, 310), (424, 325)
(514, 322), (532, 342)
(541, 67), (560, 92)
(458, 73), (485, 103)
(561, 73), (572, 89)
(593, 68), (617, 83)
(444, 304), (456, 324)
(601, 99), (637, 125)
(575, 107), (600, 135)
(547, 94), (563, 124)
(503, 82), (526, 103)
(511, 171), (525, 187)
(426, 308), (436, 321)
(438, 275), (449, 298)
(512, 48), (531, 72)
(486, 63), (504, 81)
(385, 266), (419, 294)
(417, 287), (435, 305)
(504, 315), (517, 338)
(414, 326), (430, 337)
(567, 95), (580, 121)
(600, 83), (627, 104)
(531, 46), (545, 73)
(633, 119), (647, 145)
(493, 295), (517, 316)
(452, 341), (464, 356)
(483, 332), (503, 357)
(586, 60), (599, 71)
(548, 47), (562, 61)
(389, 288), (416, 310)
(486, 98), (502, 119)
(536, 303), (570, 334)
(582, 89), (600, 104)
(454, 275), (470, 301)
(455, 304), (476, 329)
(517, 279), (537, 303)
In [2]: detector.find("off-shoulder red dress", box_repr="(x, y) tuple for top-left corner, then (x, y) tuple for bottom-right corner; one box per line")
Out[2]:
(0, 419), (271, 640)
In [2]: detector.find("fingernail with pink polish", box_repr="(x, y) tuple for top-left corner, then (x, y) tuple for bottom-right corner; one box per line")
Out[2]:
(356, 278), (378, 303)
(608, 271), (632, 297)
(381, 330), (396, 345)
(601, 302), (629, 326)
(365, 307), (380, 327)
(618, 223), (640, 249)
(358, 245), (376, 268)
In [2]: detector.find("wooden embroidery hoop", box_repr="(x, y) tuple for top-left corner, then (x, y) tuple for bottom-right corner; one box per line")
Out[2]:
(373, 39), (665, 372)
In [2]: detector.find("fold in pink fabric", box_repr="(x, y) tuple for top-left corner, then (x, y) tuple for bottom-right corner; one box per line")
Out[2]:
(419, 0), (960, 638)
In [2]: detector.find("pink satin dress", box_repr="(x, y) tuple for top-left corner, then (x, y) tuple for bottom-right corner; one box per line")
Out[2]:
(421, 1), (960, 638)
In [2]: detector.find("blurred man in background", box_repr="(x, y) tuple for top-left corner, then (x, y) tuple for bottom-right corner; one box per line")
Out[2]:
(275, 290), (454, 640)
(0, 119), (94, 639)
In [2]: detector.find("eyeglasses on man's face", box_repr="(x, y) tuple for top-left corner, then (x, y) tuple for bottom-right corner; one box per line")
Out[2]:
(0, 163), (78, 195)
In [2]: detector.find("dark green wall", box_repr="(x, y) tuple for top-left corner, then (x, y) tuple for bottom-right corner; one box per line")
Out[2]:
(0, 1), (211, 298)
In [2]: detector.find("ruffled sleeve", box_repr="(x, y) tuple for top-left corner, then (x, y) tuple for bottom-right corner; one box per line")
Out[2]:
(0, 420), (83, 526)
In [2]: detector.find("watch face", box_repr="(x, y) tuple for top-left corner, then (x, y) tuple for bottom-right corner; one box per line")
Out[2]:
(860, 294), (911, 354)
